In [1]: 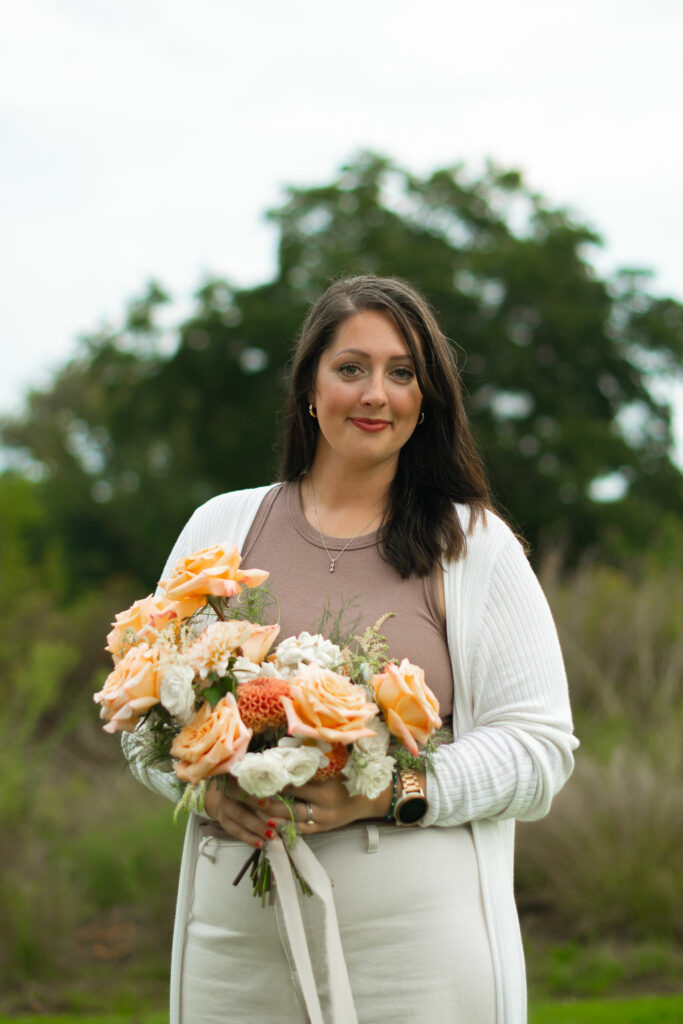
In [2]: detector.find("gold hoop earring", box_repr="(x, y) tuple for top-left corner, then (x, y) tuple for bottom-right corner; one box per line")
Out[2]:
(308, 403), (318, 419)
(417, 411), (425, 425)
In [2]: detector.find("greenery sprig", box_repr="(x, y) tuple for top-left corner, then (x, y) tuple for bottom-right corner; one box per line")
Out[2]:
(210, 581), (280, 627)
(341, 612), (395, 688)
(391, 726), (454, 774)
(201, 661), (238, 707)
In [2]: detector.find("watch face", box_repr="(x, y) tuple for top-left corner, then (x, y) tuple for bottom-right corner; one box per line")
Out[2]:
(397, 797), (427, 824)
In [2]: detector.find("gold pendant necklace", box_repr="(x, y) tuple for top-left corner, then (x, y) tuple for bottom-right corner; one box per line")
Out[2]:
(308, 475), (378, 572)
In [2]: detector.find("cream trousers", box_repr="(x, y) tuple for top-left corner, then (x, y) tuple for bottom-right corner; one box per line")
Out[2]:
(180, 822), (496, 1024)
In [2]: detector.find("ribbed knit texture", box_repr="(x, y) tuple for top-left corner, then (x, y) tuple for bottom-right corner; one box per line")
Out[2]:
(123, 485), (578, 1024)
(423, 514), (577, 828)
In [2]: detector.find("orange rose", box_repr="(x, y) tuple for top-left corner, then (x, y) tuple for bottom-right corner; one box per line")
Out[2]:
(158, 545), (269, 619)
(370, 659), (441, 756)
(171, 693), (252, 784)
(105, 594), (177, 662)
(94, 643), (168, 733)
(280, 664), (378, 744)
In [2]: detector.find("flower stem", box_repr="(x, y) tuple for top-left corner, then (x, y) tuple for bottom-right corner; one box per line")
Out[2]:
(233, 848), (260, 887)
(207, 596), (228, 621)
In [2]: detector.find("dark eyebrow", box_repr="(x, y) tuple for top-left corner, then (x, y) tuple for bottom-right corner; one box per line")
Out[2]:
(333, 348), (414, 362)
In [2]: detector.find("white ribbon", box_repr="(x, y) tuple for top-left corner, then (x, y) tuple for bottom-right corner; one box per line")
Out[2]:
(267, 835), (359, 1024)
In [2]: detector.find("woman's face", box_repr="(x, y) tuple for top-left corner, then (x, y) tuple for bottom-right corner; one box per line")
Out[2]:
(308, 310), (423, 473)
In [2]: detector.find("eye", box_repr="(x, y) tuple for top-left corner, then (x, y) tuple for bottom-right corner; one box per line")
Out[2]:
(337, 362), (364, 378)
(391, 366), (415, 382)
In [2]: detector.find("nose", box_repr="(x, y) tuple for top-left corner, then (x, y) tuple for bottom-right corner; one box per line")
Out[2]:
(360, 370), (388, 407)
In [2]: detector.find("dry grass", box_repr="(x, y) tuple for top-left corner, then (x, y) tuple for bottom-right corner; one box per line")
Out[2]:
(517, 746), (683, 939)
(516, 560), (683, 943)
(539, 559), (683, 738)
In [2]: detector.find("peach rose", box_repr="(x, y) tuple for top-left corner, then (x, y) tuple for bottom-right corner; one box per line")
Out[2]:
(171, 693), (252, 784)
(94, 642), (169, 733)
(370, 658), (441, 756)
(158, 545), (269, 619)
(240, 622), (281, 663)
(280, 663), (378, 744)
(105, 594), (177, 662)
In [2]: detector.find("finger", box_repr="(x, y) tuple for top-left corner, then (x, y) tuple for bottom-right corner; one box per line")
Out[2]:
(216, 820), (264, 848)
(216, 800), (278, 847)
(250, 793), (301, 819)
(281, 782), (318, 800)
(294, 798), (317, 827)
(209, 780), (270, 819)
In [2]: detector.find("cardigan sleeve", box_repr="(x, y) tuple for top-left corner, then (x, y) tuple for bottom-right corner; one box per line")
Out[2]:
(421, 534), (578, 828)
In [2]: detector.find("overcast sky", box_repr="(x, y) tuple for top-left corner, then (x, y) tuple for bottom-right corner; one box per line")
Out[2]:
(2, 0), (682, 455)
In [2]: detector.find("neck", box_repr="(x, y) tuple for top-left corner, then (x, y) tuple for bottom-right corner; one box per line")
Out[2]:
(302, 455), (395, 537)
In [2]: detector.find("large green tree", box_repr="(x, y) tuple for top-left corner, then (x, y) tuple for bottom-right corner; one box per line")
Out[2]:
(3, 152), (682, 587)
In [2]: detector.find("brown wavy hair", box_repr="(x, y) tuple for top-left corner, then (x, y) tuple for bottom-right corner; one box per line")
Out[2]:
(280, 275), (492, 576)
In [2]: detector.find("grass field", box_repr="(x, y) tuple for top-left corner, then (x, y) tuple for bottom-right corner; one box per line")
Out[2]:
(2, 995), (683, 1024)
(531, 994), (683, 1023)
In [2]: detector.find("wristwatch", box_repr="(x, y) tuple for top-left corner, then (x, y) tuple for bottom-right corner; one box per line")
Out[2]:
(393, 769), (428, 826)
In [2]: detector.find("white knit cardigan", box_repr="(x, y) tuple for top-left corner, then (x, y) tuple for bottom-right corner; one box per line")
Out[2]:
(124, 484), (578, 1024)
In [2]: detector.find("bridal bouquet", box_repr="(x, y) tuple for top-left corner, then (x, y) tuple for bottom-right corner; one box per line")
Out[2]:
(94, 544), (444, 898)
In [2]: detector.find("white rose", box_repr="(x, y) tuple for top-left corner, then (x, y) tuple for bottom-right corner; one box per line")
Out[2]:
(233, 750), (291, 798)
(274, 742), (326, 786)
(159, 663), (196, 724)
(342, 750), (395, 799)
(273, 632), (343, 676)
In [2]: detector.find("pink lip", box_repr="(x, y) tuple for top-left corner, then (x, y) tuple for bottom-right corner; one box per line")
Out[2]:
(350, 418), (391, 433)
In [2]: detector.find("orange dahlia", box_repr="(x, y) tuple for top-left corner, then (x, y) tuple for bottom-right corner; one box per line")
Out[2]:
(313, 743), (349, 781)
(237, 677), (291, 733)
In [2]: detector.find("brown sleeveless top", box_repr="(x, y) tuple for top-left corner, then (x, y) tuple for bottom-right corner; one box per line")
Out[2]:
(240, 482), (454, 718)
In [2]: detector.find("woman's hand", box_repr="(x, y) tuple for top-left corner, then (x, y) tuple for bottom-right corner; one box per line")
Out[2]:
(203, 779), (275, 848)
(250, 775), (394, 836)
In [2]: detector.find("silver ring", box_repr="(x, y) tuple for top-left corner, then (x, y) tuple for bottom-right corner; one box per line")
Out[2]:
(303, 800), (314, 826)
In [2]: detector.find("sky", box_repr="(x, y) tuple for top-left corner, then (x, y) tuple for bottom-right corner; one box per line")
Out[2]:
(1, 0), (682, 457)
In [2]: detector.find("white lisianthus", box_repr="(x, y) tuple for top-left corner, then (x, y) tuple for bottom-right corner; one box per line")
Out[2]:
(273, 632), (343, 676)
(160, 663), (197, 724)
(354, 720), (390, 756)
(232, 656), (283, 685)
(342, 746), (395, 799)
(233, 749), (291, 798)
(275, 740), (326, 785)
(357, 662), (375, 685)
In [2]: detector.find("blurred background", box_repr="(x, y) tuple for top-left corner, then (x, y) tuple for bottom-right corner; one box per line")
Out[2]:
(1, 0), (682, 1017)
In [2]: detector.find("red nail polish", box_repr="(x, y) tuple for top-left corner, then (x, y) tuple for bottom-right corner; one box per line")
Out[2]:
(258, 799), (267, 807)
(265, 829), (275, 839)
(267, 819), (277, 828)
(254, 840), (263, 848)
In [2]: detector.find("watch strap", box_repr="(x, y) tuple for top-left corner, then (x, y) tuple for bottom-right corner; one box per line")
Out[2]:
(393, 768), (428, 826)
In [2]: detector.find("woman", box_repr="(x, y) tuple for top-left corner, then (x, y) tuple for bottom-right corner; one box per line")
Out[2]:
(125, 276), (578, 1024)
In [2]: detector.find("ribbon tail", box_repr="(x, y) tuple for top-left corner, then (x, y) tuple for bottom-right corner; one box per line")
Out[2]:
(289, 838), (359, 1024)
(268, 835), (325, 1024)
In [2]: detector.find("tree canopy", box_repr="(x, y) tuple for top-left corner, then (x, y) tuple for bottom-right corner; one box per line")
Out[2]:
(3, 151), (682, 589)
